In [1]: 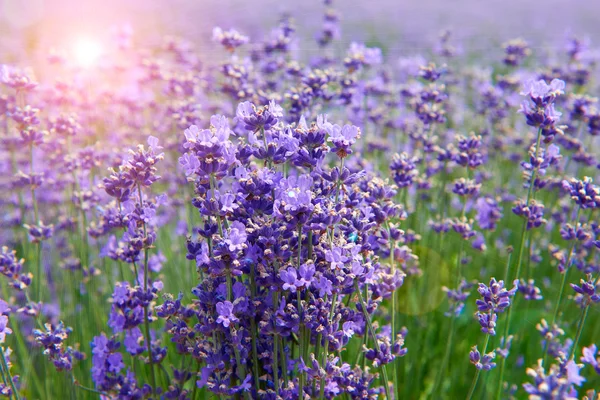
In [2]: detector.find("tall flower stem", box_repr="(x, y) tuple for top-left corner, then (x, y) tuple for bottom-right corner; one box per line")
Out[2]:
(319, 292), (337, 400)
(29, 142), (43, 302)
(495, 252), (514, 400)
(466, 335), (490, 400)
(0, 346), (19, 400)
(496, 127), (543, 396)
(354, 281), (391, 400)
(512, 126), (544, 282)
(272, 292), (280, 395)
(249, 263), (261, 390)
(551, 206), (582, 326)
(432, 238), (464, 396)
(209, 175), (224, 237)
(386, 221), (399, 400)
(568, 303), (590, 361)
(137, 184), (157, 399)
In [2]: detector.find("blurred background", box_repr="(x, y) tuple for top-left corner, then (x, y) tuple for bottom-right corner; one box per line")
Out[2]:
(1, 0), (599, 63)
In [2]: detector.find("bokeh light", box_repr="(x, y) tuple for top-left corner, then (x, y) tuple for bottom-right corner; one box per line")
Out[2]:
(72, 37), (102, 68)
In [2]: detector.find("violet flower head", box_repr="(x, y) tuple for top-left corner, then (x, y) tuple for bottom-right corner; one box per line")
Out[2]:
(236, 101), (279, 131)
(344, 42), (382, 71)
(476, 278), (519, 314)
(562, 177), (600, 209)
(123, 136), (164, 187)
(327, 124), (360, 158)
(215, 301), (238, 328)
(212, 27), (249, 52)
(503, 38), (531, 66)
(274, 175), (314, 225)
(419, 62), (445, 82)
(581, 345), (600, 375)
(225, 221), (247, 252)
(23, 221), (54, 243)
(1, 65), (38, 91)
(0, 300), (12, 344)
(520, 79), (565, 107)
(469, 346), (496, 370)
(518, 78), (566, 142)
(518, 279), (543, 301)
(0, 246), (32, 290)
(390, 152), (419, 188)
(280, 267), (298, 292)
(475, 197), (503, 231)
(33, 322), (74, 371)
(296, 262), (315, 289)
(523, 360), (579, 398)
(442, 278), (473, 317)
(512, 199), (547, 230)
(326, 246), (348, 270)
(570, 275), (600, 306)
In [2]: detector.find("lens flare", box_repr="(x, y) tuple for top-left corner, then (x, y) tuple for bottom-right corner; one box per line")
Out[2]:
(73, 38), (102, 68)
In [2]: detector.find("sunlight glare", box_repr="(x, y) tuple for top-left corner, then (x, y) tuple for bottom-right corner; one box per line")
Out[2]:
(73, 38), (102, 68)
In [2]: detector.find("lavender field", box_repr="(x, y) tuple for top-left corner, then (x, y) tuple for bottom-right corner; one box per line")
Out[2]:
(1, 0), (600, 399)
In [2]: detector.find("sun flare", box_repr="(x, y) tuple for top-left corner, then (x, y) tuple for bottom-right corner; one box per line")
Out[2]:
(72, 37), (102, 68)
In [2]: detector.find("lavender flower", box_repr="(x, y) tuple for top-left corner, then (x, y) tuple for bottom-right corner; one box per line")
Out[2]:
(212, 27), (249, 52)
(469, 346), (496, 370)
(215, 301), (238, 328)
(581, 345), (600, 375)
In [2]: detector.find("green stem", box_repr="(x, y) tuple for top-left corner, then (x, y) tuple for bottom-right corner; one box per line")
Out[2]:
(354, 281), (392, 400)
(191, 361), (201, 400)
(466, 335), (490, 400)
(0, 346), (19, 400)
(280, 337), (289, 388)
(319, 292), (337, 400)
(431, 314), (456, 396)
(568, 304), (590, 361)
(138, 184), (157, 399)
(297, 290), (305, 397)
(273, 334), (280, 395)
(495, 253), (514, 400)
(249, 263), (261, 391)
(432, 235), (465, 397)
(551, 206), (582, 326)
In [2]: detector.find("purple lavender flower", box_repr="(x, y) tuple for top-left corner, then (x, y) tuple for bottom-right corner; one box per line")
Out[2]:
(236, 101), (279, 131)
(469, 346), (496, 370)
(225, 221), (247, 252)
(34, 322), (74, 371)
(520, 79), (565, 107)
(518, 279), (543, 300)
(215, 301), (238, 328)
(326, 124), (360, 158)
(503, 38), (531, 66)
(581, 345), (600, 375)
(523, 359), (584, 399)
(476, 278), (518, 314)
(325, 246), (348, 270)
(280, 267), (299, 291)
(512, 200), (547, 230)
(0, 300), (12, 343)
(296, 262), (315, 289)
(212, 27), (249, 52)
(518, 78), (566, 142)
(475, 197), (502, 230)
(0, 246), (32, 290)
(562, 177), (600, 209)
(570, 275), (600, 305)
(442, 278), (473, 317)
(390, 152), (419, 188)
(344, 42), (382, 71)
